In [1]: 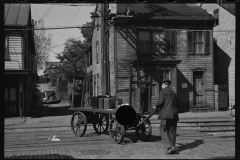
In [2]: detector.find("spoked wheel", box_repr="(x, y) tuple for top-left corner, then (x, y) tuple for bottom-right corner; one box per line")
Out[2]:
(135, 116), (152, 141)
(70, 112), (87, 137)
(93, 113), (109, 134)
(109, 118), (125, 144)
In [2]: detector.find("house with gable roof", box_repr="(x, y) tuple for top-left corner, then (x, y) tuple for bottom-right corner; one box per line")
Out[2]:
(89, 3), (216, 112)
(4, 3), (36, 117)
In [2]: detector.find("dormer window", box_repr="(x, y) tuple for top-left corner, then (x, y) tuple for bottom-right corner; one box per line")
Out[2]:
(213, 9), (219, 26)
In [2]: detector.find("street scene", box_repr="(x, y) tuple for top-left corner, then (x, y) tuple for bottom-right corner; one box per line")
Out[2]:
(4, 1), (236, 159)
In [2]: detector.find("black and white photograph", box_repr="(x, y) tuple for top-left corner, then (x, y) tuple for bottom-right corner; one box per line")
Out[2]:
(4, 1), (237, 159)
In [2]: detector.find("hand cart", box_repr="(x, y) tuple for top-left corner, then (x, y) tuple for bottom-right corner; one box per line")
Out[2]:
(69, 105), (158, 144)
(69, 75), (158, 144)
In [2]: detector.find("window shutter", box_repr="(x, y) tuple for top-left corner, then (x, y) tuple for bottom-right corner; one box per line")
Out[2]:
(188, 31), (194, 55)
(171, 30), (176, 54)
(205, 31), (210, 55)
(164, 30), (170, 54)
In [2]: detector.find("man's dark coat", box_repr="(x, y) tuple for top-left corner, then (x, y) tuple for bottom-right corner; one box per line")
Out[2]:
(155, 86), (179, 121)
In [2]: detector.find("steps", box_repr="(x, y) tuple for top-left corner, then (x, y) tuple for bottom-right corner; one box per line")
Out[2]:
(190, 106), (215, 112)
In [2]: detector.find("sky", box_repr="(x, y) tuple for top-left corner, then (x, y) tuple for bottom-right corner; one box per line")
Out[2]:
(30, 3), (96, 76)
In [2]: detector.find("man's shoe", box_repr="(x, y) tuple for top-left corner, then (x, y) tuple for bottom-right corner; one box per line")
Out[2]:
(165, 147), (177, 154)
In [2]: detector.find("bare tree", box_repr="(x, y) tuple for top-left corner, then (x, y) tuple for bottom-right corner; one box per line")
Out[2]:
(34, 19), (53, 72)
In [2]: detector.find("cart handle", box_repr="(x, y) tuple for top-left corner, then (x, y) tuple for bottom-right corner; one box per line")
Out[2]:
(136, 108), (158, 128)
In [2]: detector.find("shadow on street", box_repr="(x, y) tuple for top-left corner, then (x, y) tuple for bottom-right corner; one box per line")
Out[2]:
(176, 140), (204, 153)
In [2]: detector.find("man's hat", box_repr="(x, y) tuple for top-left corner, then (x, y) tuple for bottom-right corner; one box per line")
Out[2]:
(161, 78), (171, 84)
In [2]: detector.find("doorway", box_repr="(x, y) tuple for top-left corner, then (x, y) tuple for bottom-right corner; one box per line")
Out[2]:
(5, 80), (19, 117)
(193, 71), (205, 107)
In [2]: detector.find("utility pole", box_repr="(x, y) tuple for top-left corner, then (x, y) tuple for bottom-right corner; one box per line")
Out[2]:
(101, 3), (109, 96)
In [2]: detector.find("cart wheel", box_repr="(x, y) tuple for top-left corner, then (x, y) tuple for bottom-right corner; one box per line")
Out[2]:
(109, 118), (125, 144)
(135, 116), (152, 141)
(93, 113), (109, 134)
(70, 111), (87, 137)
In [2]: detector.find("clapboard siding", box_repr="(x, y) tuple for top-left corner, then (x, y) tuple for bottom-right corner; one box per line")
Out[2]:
(109, 27), (115, 96)
(116, 26), (137, 103)
(175, 30), (214, 109)
(201, 4), (235, 107)
(114, 27), (214, 109)
(91, 15), (103, 95)
(91, 5), (215, 111)
(8, 35), (23, 69)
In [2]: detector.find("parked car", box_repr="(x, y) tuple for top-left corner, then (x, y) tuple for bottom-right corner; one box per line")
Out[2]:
(41, 90), (61, 104)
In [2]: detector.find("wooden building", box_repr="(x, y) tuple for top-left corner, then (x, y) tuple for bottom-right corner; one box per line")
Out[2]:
(90, 3), (216, 112)
(200, 4), (235, 110)
(4, 4), (36, 117)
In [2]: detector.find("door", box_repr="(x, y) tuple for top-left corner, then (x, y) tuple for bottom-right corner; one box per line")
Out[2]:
(5, 80), (19, 117)
(193, 71), (205, 107)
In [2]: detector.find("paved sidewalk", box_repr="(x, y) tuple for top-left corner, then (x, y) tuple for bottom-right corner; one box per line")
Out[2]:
(5, 108), (235, 129)
(4, 139), (235, 159)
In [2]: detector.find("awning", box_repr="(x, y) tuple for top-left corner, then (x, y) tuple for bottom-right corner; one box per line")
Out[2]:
(4, 3), (30, 27)
(131, 54), (181, 66)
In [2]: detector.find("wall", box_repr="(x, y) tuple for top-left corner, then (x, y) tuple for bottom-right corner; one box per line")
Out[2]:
(113, 27), (214, 110)
(201, 4), (235, 108)
(115, 26), (138, 103)
(92, 6), (103, 96)
(175, 30), (214, 110)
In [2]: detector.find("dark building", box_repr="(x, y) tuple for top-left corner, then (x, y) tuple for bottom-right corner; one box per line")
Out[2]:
(4, 4), (36, 117)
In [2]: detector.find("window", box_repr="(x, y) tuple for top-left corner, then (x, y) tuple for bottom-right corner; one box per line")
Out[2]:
(5, 36), (10, 61)
(213, 9), (219, 26)
(188, 31), (211, 55)
(152, 31), (164, 54)
(94, 76), (96, 96)
(5, 35), (23, 69)
(96, 41), (99, 64)
(164, 30), (176, 54)
(90, 50), (92, 66)
(97, 11), (99, 30)
(194, 32), (204, 53)
(138, 30), (176, 55)
(139, 31), (150, 55)
(151, 84), (157, 97)
(97, 74), (100, 95)
(162, 70), (170, 80)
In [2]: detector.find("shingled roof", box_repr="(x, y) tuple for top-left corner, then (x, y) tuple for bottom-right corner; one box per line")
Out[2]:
(116, 3), (215, 21)
(220, 4), (235, 15)
(4, 3), (31, 26)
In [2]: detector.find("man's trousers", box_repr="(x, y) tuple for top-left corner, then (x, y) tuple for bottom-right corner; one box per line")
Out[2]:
(159, 119), (177, 149)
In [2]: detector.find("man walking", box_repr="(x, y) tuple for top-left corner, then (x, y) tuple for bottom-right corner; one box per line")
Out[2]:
(154, 78), (179, 154)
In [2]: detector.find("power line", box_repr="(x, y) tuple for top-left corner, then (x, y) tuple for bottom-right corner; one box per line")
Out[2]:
(4, 26), (95, 31)
(41, 5), (54, 20)
(51, 35), (84, 49)
(54, 6), (82, 51)
(34, 3), (96, 6)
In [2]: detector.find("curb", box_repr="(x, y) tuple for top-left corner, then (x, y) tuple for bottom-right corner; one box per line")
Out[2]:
(5, 117), (26, 126)
(5, 117), (234, 130)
